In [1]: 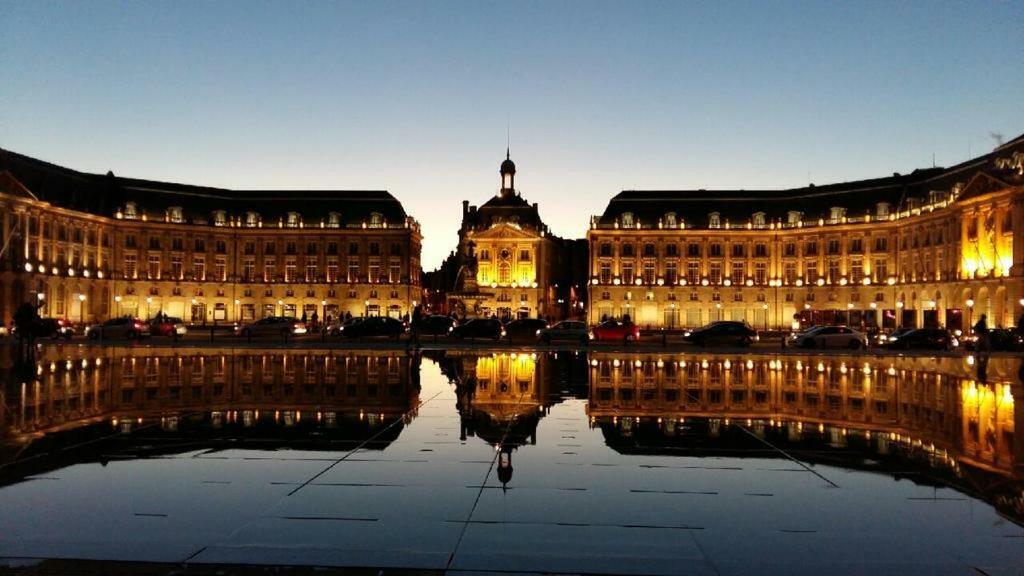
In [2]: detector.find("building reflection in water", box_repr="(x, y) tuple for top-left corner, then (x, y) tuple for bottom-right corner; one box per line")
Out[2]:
(1, 347), (1020, 522)
(586, 352), (1021, 522)
(0, 347), (421, 470)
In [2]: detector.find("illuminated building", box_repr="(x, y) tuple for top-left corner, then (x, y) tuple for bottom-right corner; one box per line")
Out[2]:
(0, 149), (421, 323)
(432, 151), (587, 320)
(587, 135), (1024, 330)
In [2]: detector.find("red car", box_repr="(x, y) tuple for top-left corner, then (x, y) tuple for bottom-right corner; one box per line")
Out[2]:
(590, 320), (640, 343)
(149, 316), (188, 337)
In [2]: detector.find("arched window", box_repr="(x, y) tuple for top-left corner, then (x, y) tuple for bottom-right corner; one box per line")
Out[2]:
(370, 212), (383, 228)
(212, 210), (227, 227)
(876, 202), (890, 218)
(830, 206), (846, 223)
(664, 212), (677, 228)
(752, 212), (766, 228)
(787, 210), (802, 225)
(621, 212), (634, 228)
(708, 212), (721, 229)
(124, 202), (138, 220)
(327, 212), (341, 228)
(245, 211), (260, 227)
(286, 212), (301, 228)
(498, 262), (511, 284)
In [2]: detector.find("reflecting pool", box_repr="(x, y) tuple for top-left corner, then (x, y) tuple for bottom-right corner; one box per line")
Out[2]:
(1, 347), (1021, 574)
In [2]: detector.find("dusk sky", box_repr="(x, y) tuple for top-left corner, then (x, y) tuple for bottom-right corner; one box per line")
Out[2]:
(3, 1), (1022, 268)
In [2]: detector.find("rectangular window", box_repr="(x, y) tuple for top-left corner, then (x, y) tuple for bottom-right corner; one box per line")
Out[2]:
(731, 244), (745, 258)
(784, 242), (796, 257)
(850, 259), (863, 283)
(599, 262), (612, 284)
(686, 262), (700, 285)
(621, 263), (634, 285)
(285, 258), (297, 282)
(192, 256), (204, 281)
(687, 243), (701, 257)
(389, 262), (401, 283)
(264, 258), (276, 281)
(519, 249), (531, 261)
(124, 255), (137, 279)
(642, 261), (655, 284)
(327, 258), (339, 283)
(215, 258), (226, 281)
(665, 262), (678, 284)
(170, 255), (183, 279)
(243, 258), (255, 281)
(754, 244), (768, 257)
(754, 262), (767, 285)
(874, 258), (888, 281)
(709, 263), (722, 284)
(805, 261), (817, 280)
(148, 255), (160, 279)
(348, 259), (360, 282)
(731, 262), (745, 282)
(709, 243), (723, 257)
(784, 262), (796, 284)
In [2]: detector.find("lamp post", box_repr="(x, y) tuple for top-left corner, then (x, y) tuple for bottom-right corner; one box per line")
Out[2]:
(762, 302), (769, 332)
(146, 296), (153, 320)
(887, 276), (897, 329)
(77, 293), (86, 325)
(114, 295), (122, 317)
(234, 299), (240, 323)
(320, 299), (327, 327)
(966, 298), (975, 335)
(364, 299), (369, 317)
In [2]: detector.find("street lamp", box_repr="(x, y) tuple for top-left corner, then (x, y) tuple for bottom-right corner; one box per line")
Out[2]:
(966, 298), (975, 334)
(234, 299), (240, 322)
(146, 296), (153, 319)
(77, 293), (87, 325)
(114, 295), (122, 317)
(320, 299), (327, 326)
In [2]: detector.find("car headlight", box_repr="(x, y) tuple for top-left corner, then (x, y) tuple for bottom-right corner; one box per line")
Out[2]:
(683, 331), (692, 337)
(535, 329), (541, 336)
(888, 336), (898, 342)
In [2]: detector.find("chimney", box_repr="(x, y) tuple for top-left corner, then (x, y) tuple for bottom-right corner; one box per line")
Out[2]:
(462, 200), (469, 217)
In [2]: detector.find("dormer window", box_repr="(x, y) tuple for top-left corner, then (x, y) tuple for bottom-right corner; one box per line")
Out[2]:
(327, 212), (341, 228)
(621, 212), (635, 228)
(708, 212), (721, 229)
(876, 202), (890, 218)
(787, 210), (802, 225)
(928, 190), (947, 204)
(212, 210), (227, 227)
(369, 212), (383, 228)
(664, 212), (677, 228)
(245, 211), (260, 227)
(124, 202), (138, 220)
(906, 198), (921, 211)
(167, 206), (184, 224)
(752, 212), (766, 228)
(286, 212), (301, 228)
(829, 207), (846, 223)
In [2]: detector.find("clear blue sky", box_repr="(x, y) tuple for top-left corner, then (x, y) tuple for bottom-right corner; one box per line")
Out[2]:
(3, 1), (1022, 268)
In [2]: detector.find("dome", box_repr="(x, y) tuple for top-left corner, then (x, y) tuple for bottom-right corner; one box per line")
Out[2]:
(500, 149), (516, 175)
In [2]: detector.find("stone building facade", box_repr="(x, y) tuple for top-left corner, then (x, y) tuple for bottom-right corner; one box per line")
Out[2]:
(587, 136), (1024, 331)
(0, 149), (421, 325)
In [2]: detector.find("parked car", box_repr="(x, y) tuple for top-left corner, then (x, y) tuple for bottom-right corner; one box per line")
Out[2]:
(503, 318), (549, 342)
(150, 316), (188, 337)
(791, 325), (867, 349)
(328, 316), (405, 339)
(34, 317), (75, 340)
(590, 320), (640, 343)
(537, 320), (589, 344)
(419, 315), (457, 336)
(449, 318), (505, 340)
(874, 327), (913, 347)
(963, 328), (1024, 352)
(85, 317), (150, 340)
(883, 328), (955, 350)
(235, 316), (307, 337)
(683, 321), (757, 347)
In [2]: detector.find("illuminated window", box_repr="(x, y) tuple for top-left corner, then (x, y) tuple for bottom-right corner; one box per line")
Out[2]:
(498, 262), (511, 284)
(708, 212), (721, 229)
(124, 202), (138, 220)
(245, 211), (260, 227)
(621, 212), (635, 227)
(328, 212), (341, 228)
(752, 212), (766, 228)
(212, 210), (227, 226)
(286, 212), (301, 228)
(167, 206), (184, 223)
(664, 212), (677, 228)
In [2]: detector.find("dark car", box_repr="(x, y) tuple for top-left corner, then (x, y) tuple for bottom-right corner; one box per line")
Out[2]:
(450, 318), (505, 340)
(419, 315), (457, 336)
(883, 328), (954, 350)
(331, 316), (405, 339)
(84, 317), (150, 340)
(683, 321), (757, 347)
(34, 318), (75, 340)
(590, 320), (640, 343)
(966, 328), (1024, 352)
(503, 318), (549, 342)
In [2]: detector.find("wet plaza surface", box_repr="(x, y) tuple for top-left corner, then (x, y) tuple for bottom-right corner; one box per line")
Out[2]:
(0, 346), (1022, 575)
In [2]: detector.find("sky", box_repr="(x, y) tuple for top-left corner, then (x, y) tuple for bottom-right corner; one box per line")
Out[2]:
(2, 1), (1023, 268)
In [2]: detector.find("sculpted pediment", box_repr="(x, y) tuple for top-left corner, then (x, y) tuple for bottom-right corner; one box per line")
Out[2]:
(472, 222), (541, 240)
(956, 172), (1015, 203)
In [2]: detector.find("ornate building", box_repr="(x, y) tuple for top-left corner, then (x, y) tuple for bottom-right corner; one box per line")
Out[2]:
(0, 149), (422, 324)
(432, 151), (585, 320)
(587, 135), (1024, 330)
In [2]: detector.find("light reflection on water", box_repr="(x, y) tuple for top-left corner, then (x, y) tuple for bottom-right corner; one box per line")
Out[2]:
(0, 346), (1021, 570)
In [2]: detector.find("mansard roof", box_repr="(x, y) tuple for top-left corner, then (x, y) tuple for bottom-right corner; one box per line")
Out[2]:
(597, 132), (1024, 228)
(0, 148), (408, 226)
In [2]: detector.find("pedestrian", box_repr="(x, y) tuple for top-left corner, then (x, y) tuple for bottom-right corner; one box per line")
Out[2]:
(409, 303), (423, 349)
(973, 313), (990, 353)
(301, 310), (308, 324)
(311, 309), (319, 329)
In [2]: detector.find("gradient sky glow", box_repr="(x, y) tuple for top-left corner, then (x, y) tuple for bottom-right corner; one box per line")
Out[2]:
(2, 1), (1023, 268)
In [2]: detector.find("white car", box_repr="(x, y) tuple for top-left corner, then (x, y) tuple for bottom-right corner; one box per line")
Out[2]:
(791, 326), (867, 350)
